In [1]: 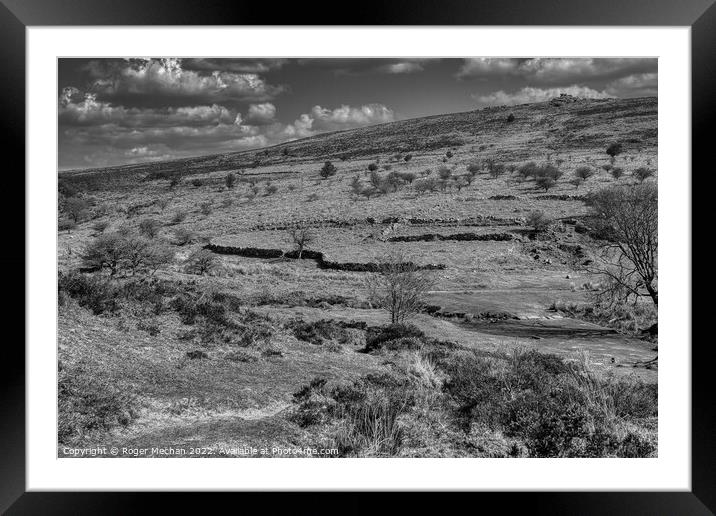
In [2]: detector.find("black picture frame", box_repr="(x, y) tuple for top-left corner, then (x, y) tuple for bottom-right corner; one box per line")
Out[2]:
(3, 0), (709, 512)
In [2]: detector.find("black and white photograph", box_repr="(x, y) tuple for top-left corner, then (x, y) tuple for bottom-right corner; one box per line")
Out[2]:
(56, 57), (659, 459)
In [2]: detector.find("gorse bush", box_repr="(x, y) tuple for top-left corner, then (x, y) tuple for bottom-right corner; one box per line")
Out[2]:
(606, 142), (623, 158)
(438, 348), (656, 457)
(320, 161), (337, 179)
(225, 172), (236, 189)
(58, 271), (120, 315)
(58, 360), (138, 444)
(632, 167), (655, 183)
(291, 373), (412, 456)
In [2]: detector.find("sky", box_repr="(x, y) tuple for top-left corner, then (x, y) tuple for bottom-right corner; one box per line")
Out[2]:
(58, 58), (657, 170)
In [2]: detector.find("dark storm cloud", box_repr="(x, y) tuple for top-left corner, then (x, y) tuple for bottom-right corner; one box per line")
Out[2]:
(58, 57), (657, 170)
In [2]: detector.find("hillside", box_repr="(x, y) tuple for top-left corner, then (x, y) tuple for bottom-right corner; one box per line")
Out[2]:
(59, 96), (656, 190)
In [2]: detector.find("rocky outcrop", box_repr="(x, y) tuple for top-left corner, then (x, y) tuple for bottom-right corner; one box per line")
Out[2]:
(549, 93), (585, 107)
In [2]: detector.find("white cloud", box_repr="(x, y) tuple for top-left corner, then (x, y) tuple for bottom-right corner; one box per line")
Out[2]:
(309, 104), (395, 131)
(283, 104), (394, 139)
(86, 58), (283, 101)
(245, 103), (277, 125)
(376, 61), (425, 74)
(59, 95), (236, 127)
(457, 58), (521, 78)
(605, 73), (657, 97)
(60, 95), (397, 168)
(472, 85), (613, 106)
(458, 58), (656, 84)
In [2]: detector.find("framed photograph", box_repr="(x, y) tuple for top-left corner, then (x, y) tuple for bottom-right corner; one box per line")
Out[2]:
(5, 0), (709, 511)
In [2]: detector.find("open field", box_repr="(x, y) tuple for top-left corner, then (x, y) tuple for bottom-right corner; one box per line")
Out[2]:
(58, 96), (658, 458)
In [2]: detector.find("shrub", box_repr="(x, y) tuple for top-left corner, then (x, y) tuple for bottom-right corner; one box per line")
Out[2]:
(535, 176), (556, 192)
(367, 163), (378, 172)
(396, 171), (416, 184)
(574, 166), (595, 181)
(58, 271), (120, 314)
(58, 218), (76, 233)
(172, 228), (195, 246)
(265, 183), (278, 196)
(92, 220), (110, 234)
(191, 178), (204, 188)
(171, 210), (187, 224)
(518, 161), (540, 179)
(64, 197), (90, 223)
(364, 323), (425, 353)
(292, 374), (411, 456)
(320, 161), (337, 179)
(403, 154), (413, 162)
(156, 198), (170, 212)
(333, 393), (406, 457)
(414, 178), (438, 195)
(438, 166), (452, 181)
(488, 163), (507, 179)
(58, 361), (138, 444)
(369, 170), (382, 189)
(225, 172), (236, 189)
(535, 163), (562, 180)
(506, 113), (516, 123)
(632, 167), (655, 183)
(606, 143), (623, 158)
(527, 210), (552, 232)
(437, 348), (655, 457)
(350, 175), (362, 197)
(138, 218), (162, 238)
(382, 171), (404, 193)
(168, 175), (181, 188)
(185, 248), (218, 275)
(445, 150), (453, 159)
(610, 167), (625, 180)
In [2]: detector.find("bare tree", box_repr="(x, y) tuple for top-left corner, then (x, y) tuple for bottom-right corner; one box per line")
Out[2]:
(289, 224), (315, 259)
(586, 183), (658, 307)
(366, 251), (433, 324)
(185, 248), (217, 275)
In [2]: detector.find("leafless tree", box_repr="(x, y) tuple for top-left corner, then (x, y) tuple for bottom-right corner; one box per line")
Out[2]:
(185, 248), (217, 275)
(586, 183), (658, 307)
(366, 251), (434, 324)
(289, 224), (315, 259)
